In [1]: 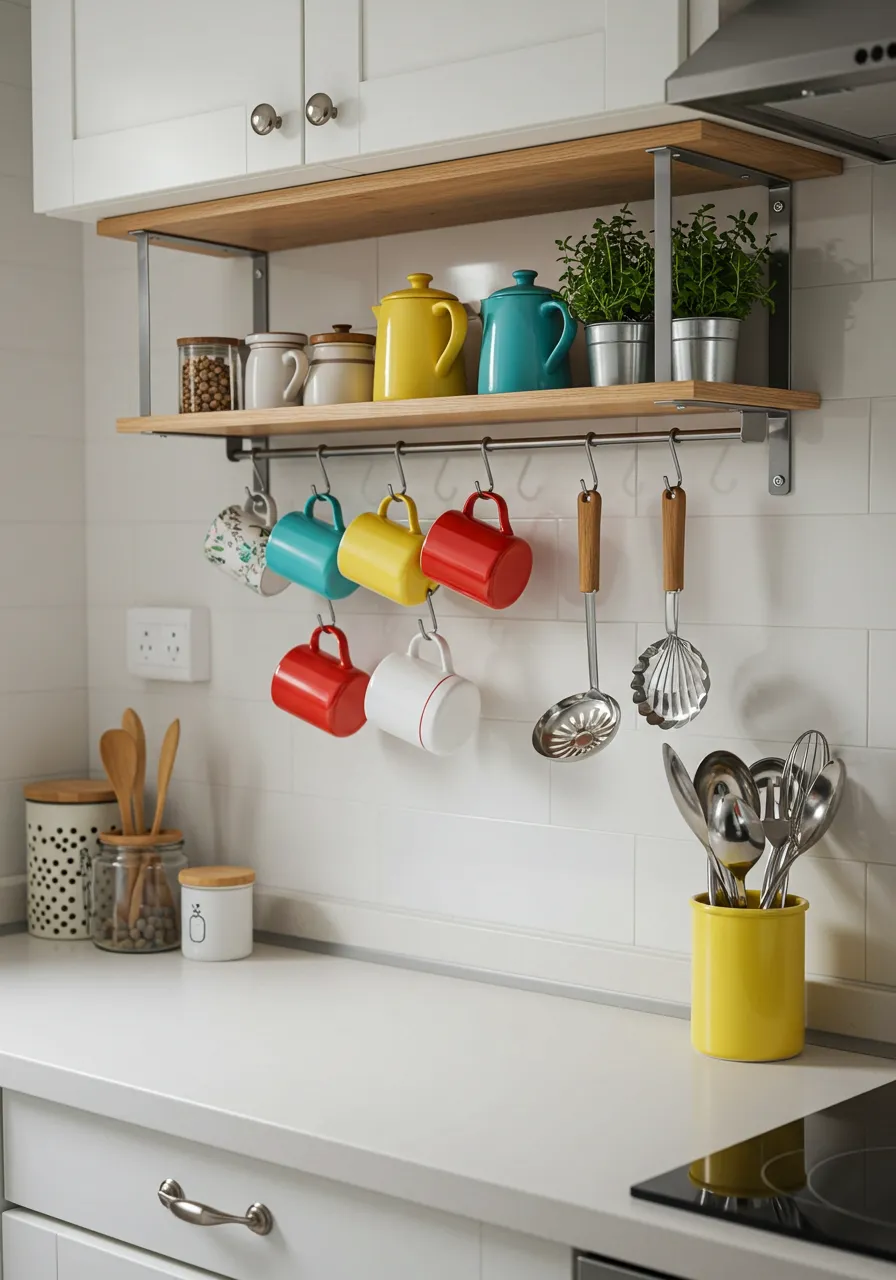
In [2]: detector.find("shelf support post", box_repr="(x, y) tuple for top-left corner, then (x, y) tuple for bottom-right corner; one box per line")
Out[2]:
(136, 231), (151, 417)
(226, 250), (271, 494)
(651, 147), (674, 383)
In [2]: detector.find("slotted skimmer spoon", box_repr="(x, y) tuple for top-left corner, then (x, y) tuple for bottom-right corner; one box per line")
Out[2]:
(533, 485), (621, 760)
(631, 482), (710, 729)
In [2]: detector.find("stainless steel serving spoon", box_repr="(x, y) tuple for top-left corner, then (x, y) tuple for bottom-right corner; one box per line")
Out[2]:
(662, 744), (734, 905)
(708, 794), (766, 908)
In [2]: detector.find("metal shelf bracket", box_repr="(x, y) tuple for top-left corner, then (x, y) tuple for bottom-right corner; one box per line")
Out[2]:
(647, 145), (793, 496)
(132, 228), (271, 492)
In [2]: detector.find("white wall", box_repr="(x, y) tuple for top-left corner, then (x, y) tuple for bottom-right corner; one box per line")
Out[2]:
(0, 0), (86, 921)
(83, 157), (896, 1027)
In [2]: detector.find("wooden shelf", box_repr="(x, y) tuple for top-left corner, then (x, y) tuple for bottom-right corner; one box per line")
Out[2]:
(97, 121), (840, 256)
(117, 383), (820, 438)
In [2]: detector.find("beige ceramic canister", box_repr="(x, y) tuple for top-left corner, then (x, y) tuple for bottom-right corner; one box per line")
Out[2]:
(24, 779), (120, 939)
(303, 325), (376, 406)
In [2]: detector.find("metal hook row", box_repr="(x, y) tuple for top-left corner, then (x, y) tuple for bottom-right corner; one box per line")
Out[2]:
(664, 428), (683, 494)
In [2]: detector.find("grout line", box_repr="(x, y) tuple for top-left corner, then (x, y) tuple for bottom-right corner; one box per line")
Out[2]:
(863, 862), (869, 983)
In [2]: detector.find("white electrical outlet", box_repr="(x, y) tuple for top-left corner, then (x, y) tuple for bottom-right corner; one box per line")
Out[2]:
(127, 608), (210, 683)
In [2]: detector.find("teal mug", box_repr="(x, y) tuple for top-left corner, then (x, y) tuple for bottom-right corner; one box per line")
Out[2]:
(266, 493), (358, 599)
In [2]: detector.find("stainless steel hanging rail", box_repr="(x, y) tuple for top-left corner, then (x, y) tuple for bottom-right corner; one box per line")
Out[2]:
(227, 423), (743, 466)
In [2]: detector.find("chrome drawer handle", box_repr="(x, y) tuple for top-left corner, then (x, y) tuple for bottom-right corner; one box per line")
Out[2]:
(158, 1179), (273, 1235)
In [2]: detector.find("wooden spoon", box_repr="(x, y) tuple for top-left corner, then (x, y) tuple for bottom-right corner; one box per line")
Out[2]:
(151, 719), (181, 837)
(121, 708), (147, 834)
(99, 730), (137, 837)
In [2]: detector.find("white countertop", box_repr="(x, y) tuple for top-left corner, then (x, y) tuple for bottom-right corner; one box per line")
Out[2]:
(0, 934), (894, 1280)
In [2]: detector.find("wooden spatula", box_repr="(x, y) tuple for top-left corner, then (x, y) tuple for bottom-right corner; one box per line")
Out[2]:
(99, 729), (137, 837)
(151, 719), (181, 837)
(121, 708), (147, 834)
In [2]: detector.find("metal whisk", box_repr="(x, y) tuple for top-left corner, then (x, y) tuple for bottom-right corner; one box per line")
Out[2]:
(763, 729), (831, 904)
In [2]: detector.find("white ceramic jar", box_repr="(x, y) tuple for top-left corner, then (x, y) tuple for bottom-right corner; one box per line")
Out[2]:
(303, 325), (375, 406)
(244, 332), (309, 409)
(179, 866), (255, 961)
(25, 779), (120, 940)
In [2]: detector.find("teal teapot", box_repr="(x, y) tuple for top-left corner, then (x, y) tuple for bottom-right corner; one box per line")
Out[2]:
(478, 270), (576, 394)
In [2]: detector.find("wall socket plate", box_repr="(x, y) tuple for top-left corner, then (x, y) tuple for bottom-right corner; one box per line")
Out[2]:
(127, 607), (210, 683)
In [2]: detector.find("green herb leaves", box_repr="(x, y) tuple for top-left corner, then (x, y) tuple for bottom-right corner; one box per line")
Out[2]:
(556, 205), (654, 324)
(671, 204), (775, 321)
(556, 203), (776, 325)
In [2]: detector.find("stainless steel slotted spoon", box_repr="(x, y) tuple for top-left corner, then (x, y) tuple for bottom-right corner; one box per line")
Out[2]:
(631, 482), (710, 729)
(532, 485), (621, 760)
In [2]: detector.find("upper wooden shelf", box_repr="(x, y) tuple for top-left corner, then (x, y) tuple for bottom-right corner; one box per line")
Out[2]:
(117, 383), (820, 438)
(97, 121), (840, 257)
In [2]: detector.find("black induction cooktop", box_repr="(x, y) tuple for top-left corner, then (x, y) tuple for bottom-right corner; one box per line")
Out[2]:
(631, 1077), (896, 1266)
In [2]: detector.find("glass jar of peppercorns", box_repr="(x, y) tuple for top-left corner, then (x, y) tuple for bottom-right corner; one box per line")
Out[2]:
(178, 337), (242, 413)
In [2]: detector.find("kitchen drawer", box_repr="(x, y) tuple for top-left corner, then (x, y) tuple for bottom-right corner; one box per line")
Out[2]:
(4, 1092), (481, 1280)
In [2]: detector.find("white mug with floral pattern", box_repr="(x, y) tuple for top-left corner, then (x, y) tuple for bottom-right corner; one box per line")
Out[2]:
(203, 491), (289, 596)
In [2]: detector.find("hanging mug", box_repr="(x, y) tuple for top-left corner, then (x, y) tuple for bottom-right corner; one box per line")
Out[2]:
(421, 489), (533, 609)
(266, 492), (358, 599)
(203, 491), (289, 597)
(271, 625), (369, 737)
(337, 491), (438, 606)
(365, 632), (481, 755)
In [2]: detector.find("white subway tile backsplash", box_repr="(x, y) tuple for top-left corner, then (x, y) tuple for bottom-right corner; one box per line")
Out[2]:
(74, 158), (896, 1006)
(375, 811), (635, 944)
(867, 862), (896, 984)
(0, 2), (30, 89)
(0, 84), (31, 178)
(0, 436), (84, 522)
(638, 623), (868, 748)
(793, 279), (896, 401)
(870, 397), (896, 513)
(793, 167), (872, 289)
(0, 263), (82, 354)
(873, 165), (896, 281)
(0, 349), (83, 438)
(0, 689), (87, 781)
(0, 175), (81, 269)
(868, 631), (896, 748)
(294, 716), (550, 825)
(3, 522), (85, 607)
(0, 608), (85, 694)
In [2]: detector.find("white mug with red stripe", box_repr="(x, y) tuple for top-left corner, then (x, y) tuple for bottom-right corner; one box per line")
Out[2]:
(365, 632), (480, 755)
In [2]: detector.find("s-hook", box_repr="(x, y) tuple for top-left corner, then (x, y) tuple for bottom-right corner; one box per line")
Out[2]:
(475, 437), (495, 496)
(664, 428), (683, 494)
(581, 431), (599, 494)
(316, 599), (337, 628)
(387, 440), (408, 499)
(418, 589), (439, 642)
(310, 444), (331, 497)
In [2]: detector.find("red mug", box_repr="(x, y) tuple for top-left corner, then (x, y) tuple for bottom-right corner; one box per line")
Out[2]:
(271, 625), (369, 737)
(421, 490), (533, 609)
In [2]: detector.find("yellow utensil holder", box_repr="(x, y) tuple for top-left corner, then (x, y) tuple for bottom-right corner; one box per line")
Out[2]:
(691, 891), (808, 1062)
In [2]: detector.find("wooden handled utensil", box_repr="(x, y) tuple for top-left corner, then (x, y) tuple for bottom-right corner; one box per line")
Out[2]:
(121, 708), (147, 833)
(151, 719), (181, 837)
(99, 729), (138, 837)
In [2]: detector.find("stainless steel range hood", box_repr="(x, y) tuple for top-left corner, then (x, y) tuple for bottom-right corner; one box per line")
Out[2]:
(667, 0), (896, 162)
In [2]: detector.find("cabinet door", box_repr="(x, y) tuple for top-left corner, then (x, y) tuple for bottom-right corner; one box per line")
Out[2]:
(304, 0), (685, 166)
(3, 1209), (225, 1280)
(32, 0), (304, 212)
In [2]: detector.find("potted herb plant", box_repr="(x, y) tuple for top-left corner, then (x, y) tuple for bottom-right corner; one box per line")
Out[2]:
(556, 205), (653, 386)
(671, 204), (775, 382)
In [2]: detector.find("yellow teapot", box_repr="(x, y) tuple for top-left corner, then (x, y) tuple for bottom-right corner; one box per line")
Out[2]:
(372, 273), (468, 400)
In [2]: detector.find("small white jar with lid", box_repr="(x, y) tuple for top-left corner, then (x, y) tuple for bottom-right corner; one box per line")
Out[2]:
(303, 324), (375, 405)
(179, 866), (255, 962)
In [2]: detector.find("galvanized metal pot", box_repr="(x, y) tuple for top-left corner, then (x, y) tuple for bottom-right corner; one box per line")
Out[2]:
(672, 317), (741, 382)
(585, 322), (653, 386)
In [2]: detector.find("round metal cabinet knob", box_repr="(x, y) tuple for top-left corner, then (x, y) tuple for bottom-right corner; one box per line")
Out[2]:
(305, 92), (339, 126)
(250, 104), (282, 136)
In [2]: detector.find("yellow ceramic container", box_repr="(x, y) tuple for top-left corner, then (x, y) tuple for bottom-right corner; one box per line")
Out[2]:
(691, 890), (808, 1062)
(337, 492), (438, 606)
(372, 273), (468, 400)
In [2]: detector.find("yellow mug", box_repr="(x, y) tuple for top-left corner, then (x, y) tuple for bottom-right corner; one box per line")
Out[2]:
(337, 492), (438, 606)
(691, 891), (808, 1062)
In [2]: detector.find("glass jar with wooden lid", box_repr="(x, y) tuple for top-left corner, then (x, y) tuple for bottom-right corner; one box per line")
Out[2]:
(90, 831), (186, 953)
(178, 337), (242, 413)
(24, 779), (120, 940)
(303, 324), (375, 406)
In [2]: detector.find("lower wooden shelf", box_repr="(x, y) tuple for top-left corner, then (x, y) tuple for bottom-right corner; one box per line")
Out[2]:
(117, 382), (820, 438)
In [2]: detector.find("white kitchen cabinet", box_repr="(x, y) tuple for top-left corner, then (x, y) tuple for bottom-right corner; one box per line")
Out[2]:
(31, 0), (305, 213)
(3, 1211), (225, 1279)
(304, 0), (686, 166)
